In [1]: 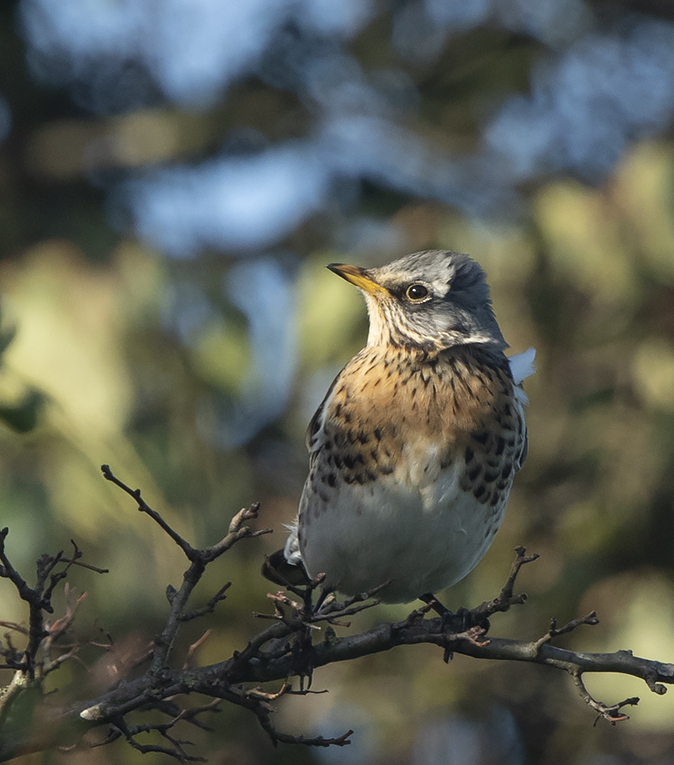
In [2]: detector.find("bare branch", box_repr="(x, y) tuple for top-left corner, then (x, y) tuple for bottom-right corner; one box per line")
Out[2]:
(256, 711), (353, 749)
(571, 670), (639, 724)
(101, 465), (195, 558)
(533, 612), (600, 653)
(6, 476), (674, 763)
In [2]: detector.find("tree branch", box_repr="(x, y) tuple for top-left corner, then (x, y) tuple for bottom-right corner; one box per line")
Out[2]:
(3, 467), (674, 762)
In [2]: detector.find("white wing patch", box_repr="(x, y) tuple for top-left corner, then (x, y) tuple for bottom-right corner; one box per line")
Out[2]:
(283, 520), (302, 565)
(508, 347), (536, 405)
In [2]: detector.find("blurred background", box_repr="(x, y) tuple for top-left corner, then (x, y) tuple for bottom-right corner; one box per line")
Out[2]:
(1, 0), (674, 762)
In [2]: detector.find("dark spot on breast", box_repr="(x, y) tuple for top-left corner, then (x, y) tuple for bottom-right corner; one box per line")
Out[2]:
(501, 462), (512, 479)
(484, 470), (499, 483)
(411, 387), (417, 399)
(440, 455), (452, 469)
(465, 446), (474, 463)
(489, 493), (500, 507)
(495, 436), (505, 455)
(472, 431), (489, 445)
(319, 491), (329, 503)
(327, 473), (336, 487)
(503, 403), (511, 417)
(343, 453), (365, 470)
(357, 430), (369, 445)
(324, 440), (333, 450)
(380, 464), (394, 475)
(473, 484), (486, 499)
(467, 464), (482, 481)
(334, 403), (342, 417)
(334, 455), (343, 469)
(373, 378), (381, 388)
(343, 409), (352, 424)
(374, 427), (383, 441)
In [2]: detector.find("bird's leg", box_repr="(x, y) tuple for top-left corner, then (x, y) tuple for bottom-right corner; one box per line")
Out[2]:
(419, 592), (449, 616)
(419, 594), (475, 632)
(313, 586), (333, 614)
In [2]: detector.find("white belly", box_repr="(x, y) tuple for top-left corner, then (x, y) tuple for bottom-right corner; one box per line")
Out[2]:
(299, 463), (507, 604)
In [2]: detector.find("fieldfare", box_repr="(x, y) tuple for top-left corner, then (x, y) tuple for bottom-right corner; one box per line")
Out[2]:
(281, 249), (535, 605)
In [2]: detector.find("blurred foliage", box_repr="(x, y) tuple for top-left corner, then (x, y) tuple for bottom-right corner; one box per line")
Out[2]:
(1, 1), (674, 764)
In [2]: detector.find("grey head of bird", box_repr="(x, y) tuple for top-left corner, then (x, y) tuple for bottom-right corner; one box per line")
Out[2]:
(328, 249), (507, 352)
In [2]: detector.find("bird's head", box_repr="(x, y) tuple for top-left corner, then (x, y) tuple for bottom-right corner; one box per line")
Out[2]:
(328, 250), (507, 352)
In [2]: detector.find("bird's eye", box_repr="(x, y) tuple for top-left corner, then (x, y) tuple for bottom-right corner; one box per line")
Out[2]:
(405, 284), (429, 302)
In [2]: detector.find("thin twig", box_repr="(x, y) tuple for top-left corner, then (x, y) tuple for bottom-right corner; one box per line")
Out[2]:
(101, 465), (195, 558)
(571, 670), (639, 724)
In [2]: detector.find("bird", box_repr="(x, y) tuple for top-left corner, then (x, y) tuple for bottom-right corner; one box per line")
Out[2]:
(278, 249), (535, 606)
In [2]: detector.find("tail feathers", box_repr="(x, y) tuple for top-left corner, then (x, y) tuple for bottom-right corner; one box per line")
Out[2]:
(261, 543), (309, 588)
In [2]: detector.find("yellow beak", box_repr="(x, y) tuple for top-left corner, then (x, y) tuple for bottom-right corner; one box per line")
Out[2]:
(327, 263), (388, 295)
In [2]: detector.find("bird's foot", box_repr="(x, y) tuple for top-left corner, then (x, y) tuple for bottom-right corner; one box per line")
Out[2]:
(419, 594), (490, 633)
